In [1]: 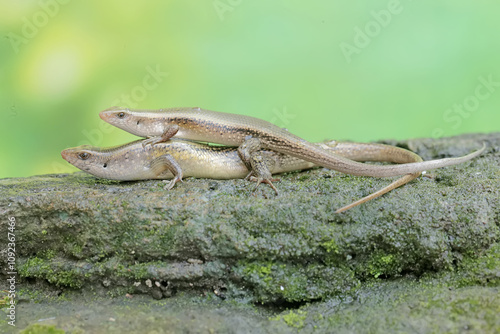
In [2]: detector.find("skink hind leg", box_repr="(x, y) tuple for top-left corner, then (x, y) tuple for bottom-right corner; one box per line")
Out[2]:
(239, 137), (280, 195)
(149, 154), (184, 190)
(335, 172), (421, 213)
(142, 124), (180, 148)
(246, 153), (280, 195)
(238, 136), (262, 170)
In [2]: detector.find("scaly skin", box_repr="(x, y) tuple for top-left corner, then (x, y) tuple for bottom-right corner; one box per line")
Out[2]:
(61, 139), (424, 181)
(61, 138), (479, 212)
(99, 107), (485, 178)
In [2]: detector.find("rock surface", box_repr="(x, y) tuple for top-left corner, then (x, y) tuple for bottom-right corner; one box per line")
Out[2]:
(1, 133), (499, 333)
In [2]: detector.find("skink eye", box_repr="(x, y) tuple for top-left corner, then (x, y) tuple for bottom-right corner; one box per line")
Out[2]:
(117, 112), (125, 118)
(78, 152), (90, 160)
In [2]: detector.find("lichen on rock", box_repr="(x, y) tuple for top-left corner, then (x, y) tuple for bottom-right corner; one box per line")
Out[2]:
(1, 133), (499, 332)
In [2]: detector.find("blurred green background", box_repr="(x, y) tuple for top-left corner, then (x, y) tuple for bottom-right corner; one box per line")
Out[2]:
(1, 0), (499, 178)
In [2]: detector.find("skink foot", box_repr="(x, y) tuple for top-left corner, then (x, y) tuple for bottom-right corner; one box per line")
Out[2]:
(238, 137), (281, 195)
(142, 124), (180, 147)
(248, 176), (280, 195)
(142, 136), (164, 148)
(149, 154), (184, 190)
(163, 175), (183, 190)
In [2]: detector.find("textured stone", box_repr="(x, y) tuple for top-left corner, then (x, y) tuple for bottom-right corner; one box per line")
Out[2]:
(0, 133), (499, 332)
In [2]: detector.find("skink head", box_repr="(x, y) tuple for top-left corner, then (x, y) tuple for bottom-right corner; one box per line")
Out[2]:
(62, 141), (157, 180)
(99, 106), (165, 137)
(61, 145), (113, 178)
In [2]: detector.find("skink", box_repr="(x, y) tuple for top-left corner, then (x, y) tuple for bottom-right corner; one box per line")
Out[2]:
(99, 107), (485, 180)
(61, 139), (481, 212)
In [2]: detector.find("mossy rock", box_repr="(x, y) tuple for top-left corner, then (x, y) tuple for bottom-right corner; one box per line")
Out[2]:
(0, 133), (499, 332)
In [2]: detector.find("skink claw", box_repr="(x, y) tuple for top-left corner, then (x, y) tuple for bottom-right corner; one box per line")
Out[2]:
(163, 174), (183, 190)
(248, 176), (280, 196)
(142, 136), (164, 148)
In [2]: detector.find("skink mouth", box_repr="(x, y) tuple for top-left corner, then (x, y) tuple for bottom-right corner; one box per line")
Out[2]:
(99, 110), (110, 122)
(61, 149), (77, 164)
(61, 149), (69, 161)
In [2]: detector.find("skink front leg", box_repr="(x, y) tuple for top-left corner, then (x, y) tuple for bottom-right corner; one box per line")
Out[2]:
(142, 124), (180, 148)
(149, 154), (184, 190)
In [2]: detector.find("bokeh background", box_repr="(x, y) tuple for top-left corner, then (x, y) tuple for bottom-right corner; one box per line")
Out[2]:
(1, 0), (499, 178)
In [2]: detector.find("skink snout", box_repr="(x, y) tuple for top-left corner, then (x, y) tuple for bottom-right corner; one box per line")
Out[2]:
(61, 149), (69, 161)
(99, 106), (129, 122)
(99, 109), (112, 122)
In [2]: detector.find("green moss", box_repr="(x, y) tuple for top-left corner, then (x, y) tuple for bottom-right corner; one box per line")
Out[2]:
(19, 258), (83, 289)
(20, 324), (66, 334)
(236, 261), (356, 303)
(0, 290), (9, 309)
(40, 249), (56, 260)
(313, 280), (500, 333)
(17, 288), (47, 304)
(114, 261), (165, 280)
(71, 244), (83, 257)
(19, 257), (46, 275)
(367, 253), (398, 278)
(271, 309), (307, 329)
(296, 174), (311, 181)
(456, 243), (500, 287)
(243, 262), (273, 283)
(50, 270), (82, 288)
(283, 310), (307, 329)
(106, 286), (136, 298)
(321, 238), (339, 254)
(128, 264), (152, 280)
